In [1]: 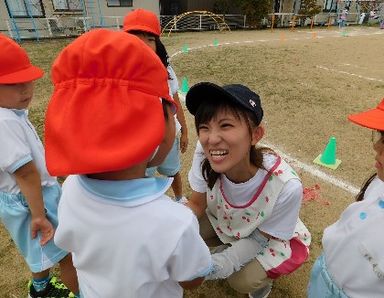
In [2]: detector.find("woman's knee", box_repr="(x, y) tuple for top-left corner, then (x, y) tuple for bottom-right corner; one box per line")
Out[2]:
(227, 259), (270, 293)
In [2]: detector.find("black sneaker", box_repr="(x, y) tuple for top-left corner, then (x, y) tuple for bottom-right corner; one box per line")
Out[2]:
(28, 276), (75, 298)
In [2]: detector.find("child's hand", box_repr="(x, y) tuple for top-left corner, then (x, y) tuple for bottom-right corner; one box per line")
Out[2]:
(31, 216), (55, 246)
(180, 131), (188, 153)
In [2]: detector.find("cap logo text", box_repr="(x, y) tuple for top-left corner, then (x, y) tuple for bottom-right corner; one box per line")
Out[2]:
(249, 99), (256, 108)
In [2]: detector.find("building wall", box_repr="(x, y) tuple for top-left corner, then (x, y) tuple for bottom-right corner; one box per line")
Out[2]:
(0, 0), (159, 38)
(161, 0), (220, 14)
(92, 0), (159, 17)
(0, 1), (9, 32)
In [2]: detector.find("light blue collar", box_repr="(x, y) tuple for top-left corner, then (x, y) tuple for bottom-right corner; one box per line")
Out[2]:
(77, 175), (173, 207)
(11, 109), (27, 117)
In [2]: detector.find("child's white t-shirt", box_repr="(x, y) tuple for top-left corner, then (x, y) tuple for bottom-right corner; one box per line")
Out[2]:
(188, 141), (302, 240)
(0, 108), (56, 193)
(167, 65), (181, 135)
(322, 177), (384, 297)
(55, 175), (212, 298)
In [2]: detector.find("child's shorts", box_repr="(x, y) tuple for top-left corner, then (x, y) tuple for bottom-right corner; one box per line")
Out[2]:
(146, 136), (180, 177)
(307, 254), (348, 298)
(0, 184), (68, 273)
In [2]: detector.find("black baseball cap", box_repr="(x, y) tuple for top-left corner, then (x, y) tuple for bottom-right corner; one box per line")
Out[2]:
(186, 82), (263, 125)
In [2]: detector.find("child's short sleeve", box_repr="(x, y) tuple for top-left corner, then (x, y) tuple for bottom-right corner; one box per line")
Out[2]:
(0, 119), (32, 173)
(168, 215), (212, 281)
(167, 65), (179, 96)
(188, 141), (207, 193)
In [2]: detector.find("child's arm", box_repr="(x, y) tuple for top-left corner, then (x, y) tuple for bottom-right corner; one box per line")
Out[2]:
(13, 161), (54, 245)
(169, 214), (212, 290)
(185, 190), (207, 218)
(173, 92), (188, 153)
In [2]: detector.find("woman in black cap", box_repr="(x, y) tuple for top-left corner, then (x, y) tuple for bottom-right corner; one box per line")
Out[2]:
(185, 82), (311, 298)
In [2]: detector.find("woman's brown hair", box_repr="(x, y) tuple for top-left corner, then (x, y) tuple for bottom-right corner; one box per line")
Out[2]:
(355, 173), (377, 202)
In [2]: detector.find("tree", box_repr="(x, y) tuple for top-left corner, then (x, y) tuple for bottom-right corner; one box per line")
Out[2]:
(235, 0), (274, 28)
(299, 0), (322, 17)
(213, 0), (232, 14)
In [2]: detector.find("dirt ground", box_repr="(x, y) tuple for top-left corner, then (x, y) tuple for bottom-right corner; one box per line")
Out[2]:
(1, 26), (383, 297)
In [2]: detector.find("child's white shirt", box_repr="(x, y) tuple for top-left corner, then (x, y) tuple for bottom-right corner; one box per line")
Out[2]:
(322, 177), (384, 297)
(167, 65), (181, 134)
(54, 175), (212, 298)
(188, 141), (302, 240)
(0, 107), (56, 193)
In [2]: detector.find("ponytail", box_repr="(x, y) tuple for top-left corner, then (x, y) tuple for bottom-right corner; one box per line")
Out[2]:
(355, 173), (377, 201)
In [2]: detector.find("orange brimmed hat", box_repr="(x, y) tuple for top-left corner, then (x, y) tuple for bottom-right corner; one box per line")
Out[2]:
(45, 29), (175, 176)
(348, 99), (384, 131)
(123, 8), (161, 36)
(0, 34), (43, 83)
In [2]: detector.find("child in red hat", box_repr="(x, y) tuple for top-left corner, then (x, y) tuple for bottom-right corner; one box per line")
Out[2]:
(45, 29), (212, 298)
(308, 99), (384, 297)
(124, 8), (189, 202)
(0, 34), (78, 297)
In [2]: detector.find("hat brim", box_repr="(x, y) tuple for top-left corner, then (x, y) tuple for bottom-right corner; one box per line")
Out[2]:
(124, 25), (160, 37)
(348, 108), (384, 131)
(186, 82), (250, 115)
(0, 65), (44, 84)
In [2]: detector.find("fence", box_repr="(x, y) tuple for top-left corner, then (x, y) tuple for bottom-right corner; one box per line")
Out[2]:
(3, 15), (123, 40)
(1, 13), (247, 40)
(1, 10), (382, 40)
(160, 14), (246, 31)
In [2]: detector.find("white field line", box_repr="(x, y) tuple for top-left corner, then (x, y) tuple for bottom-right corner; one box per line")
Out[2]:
(342, 63), (367, 69)
(316, 65), (384, 83)
(261, 142), (359, 195)
(171, 30), (378, 195)
(170, 29), (384, 59)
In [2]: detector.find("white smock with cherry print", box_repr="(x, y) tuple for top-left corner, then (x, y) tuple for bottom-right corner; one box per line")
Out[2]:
(205, 154), (311, 278)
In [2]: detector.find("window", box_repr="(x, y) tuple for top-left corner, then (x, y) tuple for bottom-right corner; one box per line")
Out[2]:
(6, 0), (44, 17)
(323, 0), (337, 12)
(52, 0), (83, 11)
(107, 0), (133, 7)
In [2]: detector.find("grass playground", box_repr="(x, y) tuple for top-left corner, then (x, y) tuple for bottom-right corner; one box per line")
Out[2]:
(1, 25), (384, 297)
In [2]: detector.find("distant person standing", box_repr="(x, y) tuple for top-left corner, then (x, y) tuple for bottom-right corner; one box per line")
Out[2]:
(339, 9), (348, 29)
(359, 12), (366, 25)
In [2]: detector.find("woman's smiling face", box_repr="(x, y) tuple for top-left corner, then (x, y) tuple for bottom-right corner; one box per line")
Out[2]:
(197, 107), (262, 181)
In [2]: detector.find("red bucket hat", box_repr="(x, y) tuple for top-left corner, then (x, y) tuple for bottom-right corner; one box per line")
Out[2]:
(123, 8), (161, 36)
(348, 98), (384, 131)
(45, 29), (175, 176)
(0, 34), (43, 83)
